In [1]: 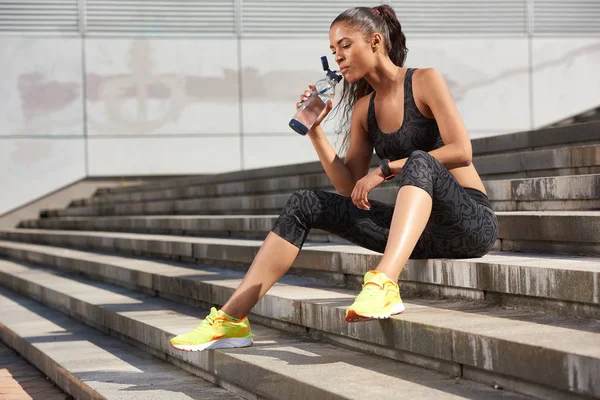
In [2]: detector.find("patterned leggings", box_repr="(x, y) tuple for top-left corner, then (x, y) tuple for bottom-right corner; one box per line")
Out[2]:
(271, 150), (498, 259)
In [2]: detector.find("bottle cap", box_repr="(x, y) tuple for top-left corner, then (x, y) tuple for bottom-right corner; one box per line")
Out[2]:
(326, 70), (343, 83)
(321, 56), (329, 71)
(321, 56), (342, 83)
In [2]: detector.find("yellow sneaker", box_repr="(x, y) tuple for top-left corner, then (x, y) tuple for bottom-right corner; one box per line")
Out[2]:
(345, 270), (404, 322)
(170, 307), (253, 351)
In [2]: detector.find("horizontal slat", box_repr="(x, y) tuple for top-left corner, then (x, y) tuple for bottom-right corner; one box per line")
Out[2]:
(85, 28), (231, 34)
(0, 5), (75, 10)
(87, 10), (232, 15)
(87, 21), (233, 27)
(0, 1), (75, 4)
(0, 11), (78, 16)
(87, 16), (234, 22)
(88, 1), (226, 4)
(0, 15), (76, 21)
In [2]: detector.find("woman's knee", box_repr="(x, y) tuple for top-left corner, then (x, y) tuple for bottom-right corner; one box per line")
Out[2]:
(282, 189), (319, 224)
(407, 149), (432, 162)
(399, 150), (435, 196)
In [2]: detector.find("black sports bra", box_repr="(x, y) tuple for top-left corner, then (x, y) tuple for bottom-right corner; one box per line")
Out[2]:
(368, 68), (444, 161)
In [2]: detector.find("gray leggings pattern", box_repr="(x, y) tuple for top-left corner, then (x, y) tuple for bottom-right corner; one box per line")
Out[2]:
(271, 150), (499, 259)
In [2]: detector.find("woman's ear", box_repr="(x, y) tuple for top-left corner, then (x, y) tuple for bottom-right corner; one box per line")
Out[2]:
(371, 33), (382, 52)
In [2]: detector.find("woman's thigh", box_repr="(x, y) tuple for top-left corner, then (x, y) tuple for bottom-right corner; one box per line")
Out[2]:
(272, 189), (394, 253)
(410, 178), (498, 259)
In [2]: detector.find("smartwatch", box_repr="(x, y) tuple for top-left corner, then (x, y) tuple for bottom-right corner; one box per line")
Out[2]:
(379, 159), (395, 180)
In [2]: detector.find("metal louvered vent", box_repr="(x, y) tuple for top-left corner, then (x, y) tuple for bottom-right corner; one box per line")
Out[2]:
(395, 0), (528, 35)
(241, 0), (527, 36)
(85, 0), (236, 36)
(241, 1), (387, 36)
(0, 0), (79, 33)
(534, 0), (600, 34)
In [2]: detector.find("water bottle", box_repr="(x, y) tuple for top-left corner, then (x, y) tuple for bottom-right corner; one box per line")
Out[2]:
(289, 56), (343, 136)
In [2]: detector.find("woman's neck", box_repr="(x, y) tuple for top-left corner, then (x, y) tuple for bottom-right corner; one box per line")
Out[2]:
(365, 60), (404, 97)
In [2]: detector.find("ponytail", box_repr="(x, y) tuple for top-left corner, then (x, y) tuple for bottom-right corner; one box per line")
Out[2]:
(371, 5), (407, 68)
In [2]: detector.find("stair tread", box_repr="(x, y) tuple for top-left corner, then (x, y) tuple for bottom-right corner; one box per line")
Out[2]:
(28, 210), (600, 219)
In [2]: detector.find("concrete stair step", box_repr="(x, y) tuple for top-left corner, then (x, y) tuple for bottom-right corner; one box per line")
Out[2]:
(542, 110), (600, 134)
(43, 173), (600, 219)
(470, 120), (600, 156)
(70, 172), (600, 212)
(475, 143), (600, 180)
(18, 211), (600, 257)
(0, 259), (532, 400)
(93, 121), (600, 198)
(495, 211), (600, 255)
(0, 287), (239, 400)
(484, 174), (600, 211)
(0, 232), (598, 320)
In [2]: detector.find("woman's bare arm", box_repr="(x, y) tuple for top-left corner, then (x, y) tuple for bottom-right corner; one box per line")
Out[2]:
(386, 68), (472, 175)
(308, 95), (373, 197)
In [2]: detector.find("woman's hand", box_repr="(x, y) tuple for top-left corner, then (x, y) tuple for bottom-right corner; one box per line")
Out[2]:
(351, 169), (385, 210)
(296, 83), (333, 130)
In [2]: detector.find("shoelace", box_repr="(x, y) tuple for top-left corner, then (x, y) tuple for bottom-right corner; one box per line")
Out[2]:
(193, 314), (217, 332)
(356, 282), (384, 299)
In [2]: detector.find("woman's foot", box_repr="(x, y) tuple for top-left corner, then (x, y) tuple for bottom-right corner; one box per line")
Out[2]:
(345, 270), (405, 322)
(170, 307), (253, 351)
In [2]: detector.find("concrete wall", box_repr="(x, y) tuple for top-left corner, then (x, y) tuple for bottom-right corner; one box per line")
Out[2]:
(1, 5), (599, 214)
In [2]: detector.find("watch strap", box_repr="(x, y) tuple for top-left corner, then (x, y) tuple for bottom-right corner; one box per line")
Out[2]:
(379, 159), (395, 180)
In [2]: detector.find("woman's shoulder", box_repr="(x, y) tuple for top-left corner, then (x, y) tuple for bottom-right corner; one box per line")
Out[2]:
(412, 68), (446, 91)
(355, 91), (373, 109)
(411, 68), (450, 114)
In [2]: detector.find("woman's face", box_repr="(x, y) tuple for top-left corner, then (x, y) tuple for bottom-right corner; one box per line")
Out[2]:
(329, 22), (373, 83)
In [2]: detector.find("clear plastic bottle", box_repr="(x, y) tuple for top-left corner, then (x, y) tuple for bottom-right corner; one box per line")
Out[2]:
(289, 57), (343, 136)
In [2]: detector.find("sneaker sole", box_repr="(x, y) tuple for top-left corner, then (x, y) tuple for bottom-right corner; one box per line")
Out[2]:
(345, 302), (405, 323)
(170, 337), (253, 352)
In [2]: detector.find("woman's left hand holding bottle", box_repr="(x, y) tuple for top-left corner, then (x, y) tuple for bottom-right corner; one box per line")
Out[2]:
(296, 83), (333, 134)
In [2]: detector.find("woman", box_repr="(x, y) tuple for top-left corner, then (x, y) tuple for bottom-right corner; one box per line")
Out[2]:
(170, 4), (498, 352)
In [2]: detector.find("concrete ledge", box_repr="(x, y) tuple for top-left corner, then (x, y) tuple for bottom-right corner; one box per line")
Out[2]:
(0, 260), (533, 400)
(0, 286), (238, 400)
(0, 258), (598, 399)
(1, 232), (599, 319)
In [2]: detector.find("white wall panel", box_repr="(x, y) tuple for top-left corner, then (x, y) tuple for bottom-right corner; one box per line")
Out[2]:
(532, 38), (600, 127)
(87, 136), (242, 176)
(406, 38), (531, 135)
(85, 38), (240, 136)
(0, 138), (85, 215)
(243, 135), (340, 170)
(0, 37), (84, 137)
